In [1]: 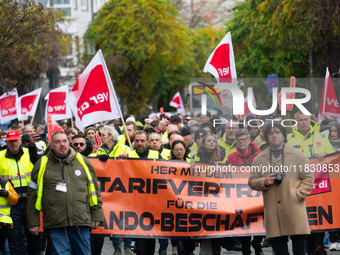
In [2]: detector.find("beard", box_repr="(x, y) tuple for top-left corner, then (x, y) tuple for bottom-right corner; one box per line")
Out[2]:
(137, 146), (147, 154)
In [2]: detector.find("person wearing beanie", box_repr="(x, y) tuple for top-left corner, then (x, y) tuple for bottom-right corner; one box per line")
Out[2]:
(85, 127), (97, 146)
(180, 126), (195, 151)
(247, 121), (260, 142)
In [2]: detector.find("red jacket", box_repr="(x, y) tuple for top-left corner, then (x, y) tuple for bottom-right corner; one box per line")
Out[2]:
(227, 141), (261, 165)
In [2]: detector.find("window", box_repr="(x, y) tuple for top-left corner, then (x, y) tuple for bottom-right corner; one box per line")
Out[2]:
(81, 0), (87, 9)
(55, 8), (71, 16)
(54, 0), (70, 4)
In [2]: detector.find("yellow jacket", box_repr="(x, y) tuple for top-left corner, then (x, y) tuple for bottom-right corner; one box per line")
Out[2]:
(287, 125), (334, 158)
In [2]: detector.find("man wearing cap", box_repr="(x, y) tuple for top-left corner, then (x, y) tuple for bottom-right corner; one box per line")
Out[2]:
(170, 115), (182, 131)
(180, 126), (196, 151)
(85, 126), (97, 146)
(190, 128), (207, 158)
(0, 130), (41, 255)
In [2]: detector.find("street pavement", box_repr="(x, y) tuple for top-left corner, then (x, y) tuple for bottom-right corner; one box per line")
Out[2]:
(100, 237), (339, 255)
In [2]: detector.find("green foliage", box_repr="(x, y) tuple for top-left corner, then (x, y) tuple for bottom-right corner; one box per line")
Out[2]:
(0, 0), (70, 94)
(225, 0), (309, 79)
(226, 0), (340, 79)
(85, 0), (191, 116)
(85, 0), (224, 116)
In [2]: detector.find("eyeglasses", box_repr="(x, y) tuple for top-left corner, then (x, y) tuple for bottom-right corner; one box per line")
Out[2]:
(73, 143), (85, 147)
(236, 138), (249, 143)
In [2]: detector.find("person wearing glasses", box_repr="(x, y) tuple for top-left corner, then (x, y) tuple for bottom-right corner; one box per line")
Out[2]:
(228, 129), (263, 255)
(217, 121), (239, 161)
(170, 140), (191, 163)
(71, 134), (94, 157)
(227, 129), (261, 165)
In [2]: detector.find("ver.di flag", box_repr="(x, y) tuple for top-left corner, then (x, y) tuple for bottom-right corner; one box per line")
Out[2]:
(0, 89), (18, 124)
(44, 85), (72, 122)
(65, 49), (122, 131)
(203, 31), (237, 82)
(319, 67), (340, 121)
(16, 88), (42, 121)
(169, 92), (185, 113)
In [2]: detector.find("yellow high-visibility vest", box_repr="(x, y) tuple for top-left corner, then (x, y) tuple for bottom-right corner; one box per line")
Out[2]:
(128, 150), (159, 159)
(35, 153), (98, 211)
(0, 148), (33, 189)
(0, 181), (12, 224)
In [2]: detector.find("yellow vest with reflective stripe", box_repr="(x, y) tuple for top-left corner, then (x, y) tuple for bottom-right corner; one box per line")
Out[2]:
(96, 143), (131, 157)
(117, 135), (126, 145)
(287, 126), (334, 158)
(35, 153), (98, 211)
(128, 150), (159, 159)
(217, 134), (237, 161)
(190, 142), (198, 152)
(160, 148), (171, 160)
(0, 181), (12, 224)
(0, 148), (33, 188)
(109, 144), (131, 157)
(161, 132), (168, 140)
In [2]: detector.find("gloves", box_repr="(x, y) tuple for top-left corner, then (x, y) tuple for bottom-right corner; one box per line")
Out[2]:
(98, 154), (109, 162)
(0, 190), (8, 197)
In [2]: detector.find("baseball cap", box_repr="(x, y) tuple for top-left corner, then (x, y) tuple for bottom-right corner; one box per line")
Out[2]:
(180, 126), (194, 137)
(6, 130), (20, 141)
(21, 134), (31, 142)
(126, 116), (136, 123)
(170, 115), (181, 124)
(144, 125), (156, 133)
(194, 129), (207, 141)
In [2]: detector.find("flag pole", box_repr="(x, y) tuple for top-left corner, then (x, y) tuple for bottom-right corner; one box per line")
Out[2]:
(322, 73), (329, 120)
(120, 117), (133, 150)
(21, 120), (24, 126)
(71, 117), (74, 129)
(30, 115), (35, 125)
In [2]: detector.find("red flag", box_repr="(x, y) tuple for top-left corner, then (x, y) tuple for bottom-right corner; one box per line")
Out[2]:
(0, 89), (18, 124)
(169, 92), (185, 113)
(16, 88), (42, 121)
(203, 32), (237, 82)
(44, 85), (72, 122)
(319, 67), (340, 121)
(47, 114), (64, 142)
(65, 49), (122, 131)
(278, 76), (296, 111)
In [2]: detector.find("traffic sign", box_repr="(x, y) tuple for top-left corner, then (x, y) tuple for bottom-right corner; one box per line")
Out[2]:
(268, 75), (278, 95)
